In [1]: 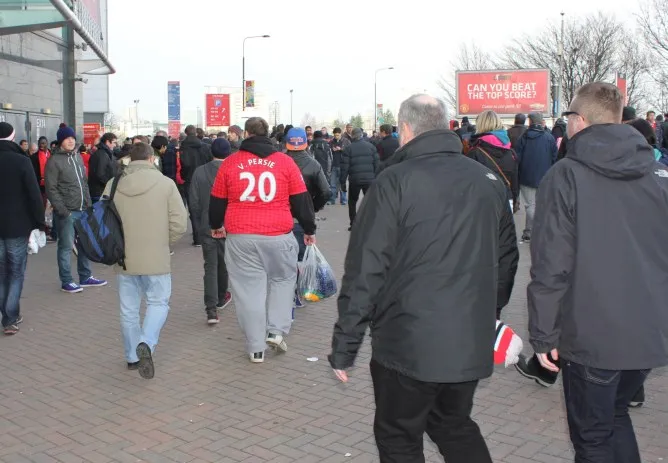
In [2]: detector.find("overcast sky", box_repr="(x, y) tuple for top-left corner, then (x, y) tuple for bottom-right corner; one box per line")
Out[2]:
(108, 0), (637, 125)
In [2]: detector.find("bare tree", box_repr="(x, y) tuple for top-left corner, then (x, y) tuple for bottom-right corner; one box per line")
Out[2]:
(300, 112), (317, 128)
(638, 0), (668, 62)
(437, 43), (496, 115)
(616, 34), (651, 108)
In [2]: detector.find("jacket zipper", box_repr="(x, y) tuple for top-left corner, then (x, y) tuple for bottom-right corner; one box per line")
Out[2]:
(69, 154), (85, 210)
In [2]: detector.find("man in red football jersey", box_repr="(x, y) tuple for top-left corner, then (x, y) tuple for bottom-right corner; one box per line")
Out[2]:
(209, 117), (317, 363)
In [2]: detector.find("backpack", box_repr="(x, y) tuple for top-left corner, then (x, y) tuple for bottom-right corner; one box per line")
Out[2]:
(310, 141), (332, 176)
(74, 174), (126, 269)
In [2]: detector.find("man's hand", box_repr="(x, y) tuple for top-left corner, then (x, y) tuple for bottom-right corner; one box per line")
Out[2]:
(536, 349), (560, 372)
(211, 227), (226, 239)
(304, 235), (316, 246)
(333, 369), (348, 383)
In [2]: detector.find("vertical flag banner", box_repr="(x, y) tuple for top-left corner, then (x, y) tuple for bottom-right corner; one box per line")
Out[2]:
(616, 73), (628, 106)
(167, 81), (181, 138)
(376, 103), (384, 127)
(83, 123), (101, 147)
(245, 80), (255, 108)
(206, 94), (230, 127)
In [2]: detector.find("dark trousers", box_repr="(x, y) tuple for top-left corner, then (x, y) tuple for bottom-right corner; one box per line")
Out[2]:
(348, 183), (370, 225)
(370, 360), (492, 463)
(201, 234), (228, 310)
(183, 184), (200, 245)
(292, 223), (306, 262)
(562, 361), (650, 463)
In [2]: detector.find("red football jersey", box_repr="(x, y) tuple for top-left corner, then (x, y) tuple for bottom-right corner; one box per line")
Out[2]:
(211, 150), (307, 235)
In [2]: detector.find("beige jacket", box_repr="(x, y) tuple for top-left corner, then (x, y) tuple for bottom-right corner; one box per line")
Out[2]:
(103, 161), (187, 275)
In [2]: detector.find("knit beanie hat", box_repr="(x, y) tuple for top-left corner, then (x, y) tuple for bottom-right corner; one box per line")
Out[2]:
(228, 125), (243, 138)
(211, 138), (231, 159)
(494, 321), (523, 368)
(0, 122), (15, 141)
(57, 125), (76, 143)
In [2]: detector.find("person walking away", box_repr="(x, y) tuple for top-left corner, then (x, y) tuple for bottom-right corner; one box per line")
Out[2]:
(189, 138), (233, 325)
(515, 112), (557, 242)
(209, 117), (317, 364)
(376, 123), (400, 162)
(78, 145), (91, 176)
(551, 117), (567, 150)
(45, 125), (107, 293)
(329, 95), (519, 462)
(527, 82), (668, 462)
(309, 130), (333, 180)
(180, 125), (213, 247)
(506, 114), (527, 151)
(89, 132), (118, 203)
(328, 128), (349, 205)
(150, 135), (169, 172)
(103, 142), (187, 379)
(340, 128), (378, 231)
(0, 122), (45, 335)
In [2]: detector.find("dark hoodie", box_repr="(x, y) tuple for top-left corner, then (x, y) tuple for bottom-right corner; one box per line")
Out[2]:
(528, 124), (668, 371)
(189, 159), (224, 237)
(180, 135), (213, 185)
(208, 136), (317, 235)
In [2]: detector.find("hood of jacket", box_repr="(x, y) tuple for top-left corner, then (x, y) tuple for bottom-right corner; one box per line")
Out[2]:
(311, 138), (329, 149)
(180, 135), (203, 149)
(96, 142), (114, 158)
(471, 131), (511, 150)
(239, 136), (278, 158)
(0, 139), (26, 156)
(116, 161), (162, 197)
(52, 147), (78, 158)
(568, 124), (655, 180)
(526, 126), (549, 139)
(387, 130), (462, 168)
(202, 159), (224, 185)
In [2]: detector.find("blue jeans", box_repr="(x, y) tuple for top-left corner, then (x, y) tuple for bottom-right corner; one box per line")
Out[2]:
(329, 167), (347, 205)
(118, 274), (172, 363)
(562, 360), (649, 463)
(0, 237), (28, 327)
(292, 223), (306, 262)
(56, 211), (92, 285)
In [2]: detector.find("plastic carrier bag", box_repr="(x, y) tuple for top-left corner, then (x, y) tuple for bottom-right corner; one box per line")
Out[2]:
(297, 245), (337, 302)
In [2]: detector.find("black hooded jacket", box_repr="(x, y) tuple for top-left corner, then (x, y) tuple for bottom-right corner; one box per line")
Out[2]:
(329, 129), (519, 382)
(340, 138), (379, 187)
(287, 150), (331, 211)
(180, 135), (213, 185)
(467, 134), (519, 203)
(88, 142), (116, 199)
(528, 124), (668, 370)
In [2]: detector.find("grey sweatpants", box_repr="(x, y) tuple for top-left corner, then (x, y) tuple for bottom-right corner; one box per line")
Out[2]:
(225, 233), (298, 354)
(520, 185), (537, 237)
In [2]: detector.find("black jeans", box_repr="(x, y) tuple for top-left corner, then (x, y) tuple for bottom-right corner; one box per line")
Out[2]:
(562, 360), (650, 463)
(348, 183), (370, 225)
(370, 360), (492, 463)
(201, 234), (228, 310)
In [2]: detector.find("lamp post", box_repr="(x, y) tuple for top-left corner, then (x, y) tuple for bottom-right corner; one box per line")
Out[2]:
(374, 66), (394, 132)
(242, 34), (270, 112)
(133, 99), (140, 135)
(290, 89), (293, 125)
(557, 12), (565, 118)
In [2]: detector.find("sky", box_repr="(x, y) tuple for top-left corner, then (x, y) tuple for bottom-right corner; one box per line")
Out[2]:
(107, 0), (638, 126)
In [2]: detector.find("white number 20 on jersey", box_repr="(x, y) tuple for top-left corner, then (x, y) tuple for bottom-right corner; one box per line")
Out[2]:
(239, 171), (277, 202)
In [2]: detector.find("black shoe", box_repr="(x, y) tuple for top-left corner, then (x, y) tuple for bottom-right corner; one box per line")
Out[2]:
(136, 342), (155, 379)
(347, 226), (352, 231)
(206, 309), (220, 325)
(520, 233), (531, 242)
(629, 385), (645, 408)
(127, 361), (139, 370)
(515, 354), (558, 387)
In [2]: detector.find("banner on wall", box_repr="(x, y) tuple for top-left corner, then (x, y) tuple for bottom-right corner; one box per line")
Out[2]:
(168, 81), (181, 121)
(245, 80), (255, 108)
(168, 121), (181, 139)
(83, 123), (102, 147)
(456, 69), (551, 117)
(616, 73), (628, 106)
(206, 94), (230, 127)
(376, 104), (384, 126)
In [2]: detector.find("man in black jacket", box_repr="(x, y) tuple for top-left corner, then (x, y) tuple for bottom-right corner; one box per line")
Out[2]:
(376, 123), (400, 162)
(329, 95), (519, 463)
(506, 113), (527, 150)
(328, 128), (350, 205)
(180, 125), (213, 246)
(340, 128), (378, 231)
(89, 133), (118, 202)
(0, 122), (45, 335)
(527, 82), (668, 462)
(309, 130), (332, 179)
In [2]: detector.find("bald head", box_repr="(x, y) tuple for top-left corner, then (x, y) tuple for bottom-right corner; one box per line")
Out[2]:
(398, 94), (448, 146)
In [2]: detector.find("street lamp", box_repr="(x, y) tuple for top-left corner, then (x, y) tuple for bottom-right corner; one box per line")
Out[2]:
(242, 34), (270, 112)
(374, 66), (394, 132)
(133, 99), (140, 135)
(290, 89), (294, 125)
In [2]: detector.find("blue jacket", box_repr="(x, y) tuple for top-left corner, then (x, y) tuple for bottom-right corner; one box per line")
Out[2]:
(516, 126), (558, 188)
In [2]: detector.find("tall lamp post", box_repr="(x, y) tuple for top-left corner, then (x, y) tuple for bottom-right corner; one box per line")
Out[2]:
(374, 66), (394, 132)
(133, 99), (140, 135)
(557, 12), (565, 118)
(290, 89), (294, 125)
(242, 34), (270, 112)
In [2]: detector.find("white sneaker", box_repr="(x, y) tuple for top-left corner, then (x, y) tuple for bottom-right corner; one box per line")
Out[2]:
(249, 352), (264, 363)
(266, 333), (288, 353)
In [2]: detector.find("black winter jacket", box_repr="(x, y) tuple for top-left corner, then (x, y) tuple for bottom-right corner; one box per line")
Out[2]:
(340, 139), (378, 187)
(506, 125), (527, 151)
(287, 150), (331, 211)
(329, 137), (350, 168)
(376, 135), (400, 162)
(88, 143), (116, 199)
(0, 140), (45, 238)
(467, 135), (519, 203)
(180, 136), (213, 185)
(528, 124), (668, 371)
(309, 138), (333, 178)
(329, 130), (519, 382)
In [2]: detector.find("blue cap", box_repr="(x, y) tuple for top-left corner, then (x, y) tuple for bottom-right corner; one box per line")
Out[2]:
(285, 127), (308, 151)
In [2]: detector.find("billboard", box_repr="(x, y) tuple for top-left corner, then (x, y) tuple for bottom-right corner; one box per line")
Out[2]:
(616, 73), (628, 106)
(83, 123), (102, 147)
(168, 121), (181, 139)
(168, 81), (181, 121)
(245, 80), (255, 108)
(456, 69), (550, 117)
(206, 94), (230, 127)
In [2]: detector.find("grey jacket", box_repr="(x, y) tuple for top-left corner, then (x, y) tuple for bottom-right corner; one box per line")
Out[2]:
(189, 159), (224, 238)
(45, 148), (91, 216)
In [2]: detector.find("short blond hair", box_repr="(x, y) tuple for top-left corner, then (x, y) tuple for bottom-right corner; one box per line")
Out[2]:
(475, 110), (503, 134)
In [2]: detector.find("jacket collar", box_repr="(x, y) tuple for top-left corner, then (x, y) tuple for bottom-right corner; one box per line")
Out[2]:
(240, 136), (277, 158)
(0, 139), (26, 155)
(388, 129), (462, 167)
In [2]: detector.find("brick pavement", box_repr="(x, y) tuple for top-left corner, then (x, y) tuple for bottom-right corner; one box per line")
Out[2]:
(1, 204), (667, 463)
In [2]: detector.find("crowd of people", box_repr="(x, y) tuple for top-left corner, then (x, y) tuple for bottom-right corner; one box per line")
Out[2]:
(1, 82), (667, 462)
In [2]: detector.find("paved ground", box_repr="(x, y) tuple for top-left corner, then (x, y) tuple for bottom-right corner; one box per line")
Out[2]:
(1, 204), (667, 463)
